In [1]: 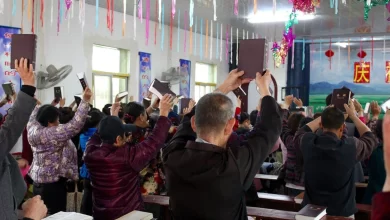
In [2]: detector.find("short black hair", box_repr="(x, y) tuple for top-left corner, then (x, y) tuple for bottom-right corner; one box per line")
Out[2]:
(321, 107), (345, 130)
(287, 113), (305, 133)
(375, 119), (383, 141)
(238, 112), (249, 124)
(102, 104), (112, 116)
(37, 105), (61, 127)
(124, 102), (146, 124)
(59, 107), (74, 124)
(299, 117), (314, 128)
(326, 94), (332, 106)
(249, 110), (258, 126)
(195, 93), (234, 135)
(313, 112), (322, 119)
(83, 109), (104, 132)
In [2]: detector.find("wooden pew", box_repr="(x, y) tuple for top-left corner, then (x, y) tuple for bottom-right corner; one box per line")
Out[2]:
(143, 195), (298, 220)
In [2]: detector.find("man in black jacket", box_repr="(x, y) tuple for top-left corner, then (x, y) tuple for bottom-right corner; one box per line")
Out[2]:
(297, 102), (377, 217)
(163, 70), (282, 220)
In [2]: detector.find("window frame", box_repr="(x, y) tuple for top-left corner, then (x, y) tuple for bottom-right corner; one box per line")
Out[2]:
(194, 62), (217, 101)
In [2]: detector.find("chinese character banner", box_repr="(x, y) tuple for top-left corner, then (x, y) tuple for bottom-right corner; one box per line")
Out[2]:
(0, 26), (21, 116)
(139, 52), (151, 102)
(179, 59), (191, 98)
(353, 62), (370, 84)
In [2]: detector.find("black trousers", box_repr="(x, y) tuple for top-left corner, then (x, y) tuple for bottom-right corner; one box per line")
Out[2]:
(80, 179), (93, 215)
(33, 178), (67, 215)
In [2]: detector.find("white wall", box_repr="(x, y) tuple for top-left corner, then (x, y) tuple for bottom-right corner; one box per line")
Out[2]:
(0, 1), (286, 110)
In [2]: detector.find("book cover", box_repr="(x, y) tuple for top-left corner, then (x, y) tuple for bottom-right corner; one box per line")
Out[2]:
(180, 98), (191, 114)
(331, 89), (351, 112)
(10, 34), (37, 69)
(74, 94), (82, 106)
(149, 79), (176, 99)
(2, 82), (14, 96)
(295, 204), (326, 220)
(232, 86), (247, 97)
(117, 91), (129, 99)
(116, 211), (153, 220)
(381, 98), (390, 112)
(76, 72), (88, 90)
(54, 87), (64, 99)
(43, 211), (92, 220)
(238, 39), (267, 79)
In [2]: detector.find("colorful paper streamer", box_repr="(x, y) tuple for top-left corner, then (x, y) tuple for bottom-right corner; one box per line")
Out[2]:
(220, 23), (223, 61)
(57, 0), (60, 34)
(170, 4), (173, 50)
(28, 0), (32, 20)
(31, 0), (35, 33)
(205, 20), (209, 59)
(254, 0), (257, 14)
(190, 0), (194, 27)
(230, 26), (232, 63)
(158, 0), (161, 29)
(200, 18), (203, 60)
(79, 0), (85, 31)
(0, 0), (4, 14)
(236, 28), (238, 64)
(50, 0), (54, 25)
(213, 0), (217, 21)
(12, 0), (16, 15)
(172, 0), (176, 18)
(65, 0), (72, 18)
(234, 0), (238, 15)
(60, 0), (65, 24)
(195, 17), (197, 56)
(160, 3), (164, 50)
(184, 11), (188, 53)
(177, 10), (180, 52)
(40, 0), (44, 27)
(96, 0), (99, 28)
(154, 0), (157, 44)
(225, 25), (229, 61)
(146, 0), (150, 44)
(210, 21), (213, 59)
(134, 0), (137, 40)
(138, 0), (143, 23)
(216, 23), (219, 60)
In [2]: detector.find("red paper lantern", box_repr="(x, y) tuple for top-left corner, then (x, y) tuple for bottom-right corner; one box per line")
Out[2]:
(325, 49), (334, 58)
(357, 50), (367, 59)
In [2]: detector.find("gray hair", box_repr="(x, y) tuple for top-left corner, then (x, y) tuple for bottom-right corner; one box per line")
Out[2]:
(195, 93), (234, 135)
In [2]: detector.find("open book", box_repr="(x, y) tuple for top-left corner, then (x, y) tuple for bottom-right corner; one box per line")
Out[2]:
(2, 82), (15, 96)
(116, 210), (153, 220)
(76, 72), (89, 90)
(295, 204), (326, 220)
(43, 212), (92, 220)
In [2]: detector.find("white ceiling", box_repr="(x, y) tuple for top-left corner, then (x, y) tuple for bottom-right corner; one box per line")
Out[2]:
(83, 0), (390, 41)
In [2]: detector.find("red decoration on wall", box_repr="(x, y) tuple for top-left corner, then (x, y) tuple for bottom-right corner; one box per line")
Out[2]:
(325, 49), (334, 58)
(386, 61), (390, 83)
(353, 62), (370, 83)
(357, 50), (367, 59)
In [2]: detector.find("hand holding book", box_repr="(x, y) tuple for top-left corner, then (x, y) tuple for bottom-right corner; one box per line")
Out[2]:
(15, 58), (35, 87)
(215, 69), (252, 94)
(159, 94), (175, 117)
(82, 88), (93, 102)
(255, 70), (272, 97)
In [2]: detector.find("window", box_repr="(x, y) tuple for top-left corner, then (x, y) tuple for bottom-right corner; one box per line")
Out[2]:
(92, 45), (130, 110)
(194, 63), (217, 101)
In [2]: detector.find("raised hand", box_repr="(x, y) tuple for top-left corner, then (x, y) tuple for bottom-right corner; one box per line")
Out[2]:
(111, 102), (121, 117)
(15, 58), (35, 87)
(293, 97), (303, 107)
(83, 87), (93, 102)
(216, 69), (252, 94)
(159, 94), (175, 117)
(353, 99), (363, 113)
(255, 70), (272, 97)
(59, 98), (66, 107)
(344, 100), (357, 119)
(370, 101), (381, 118)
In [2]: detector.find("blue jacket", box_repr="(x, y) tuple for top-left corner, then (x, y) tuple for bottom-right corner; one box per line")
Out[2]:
(80, 128), (97, 179)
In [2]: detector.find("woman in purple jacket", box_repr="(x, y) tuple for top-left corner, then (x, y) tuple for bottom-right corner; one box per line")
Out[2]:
(84, 94), (174, 220)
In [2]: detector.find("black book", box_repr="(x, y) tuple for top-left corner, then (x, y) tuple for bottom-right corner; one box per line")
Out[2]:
(149, 79), (176, 99)
(76, 72), (88, 90)
(331, 89), (351, 112)
(74, 94), (82, 106)
(2, 82), (15, 96)
(11, 34), (37, 69)
(238, 39), (267, 79)
(180, 98), (191, 114)
(232, 86), (247, 97)
(54, 86), (64, 100)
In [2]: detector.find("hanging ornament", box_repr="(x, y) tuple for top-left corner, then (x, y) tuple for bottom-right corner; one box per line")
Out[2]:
(28, 0), (32, 20)
(330, 0), (338, 14)
(234, 0), (239, 16)
(213, 0), (217, 21)
(293, 0), (316, 13)
(190, 0), (194, 27)
(31, 0), (35, 33)
(158, 0), (162, 29)
(230, 26), (232, 63)
(96, 0), (99, 28)
(138, 0), (143, 23)
(123, 0), (127, 36)
(184, 11), (188, 53)
(51, 0), (54, 25)
(254, 0), (257, 14)
(210, 21), (213, 60)
(359, 0), (390, 20)
(154, 0), (157, 44)
(134, 0), (137, 40)
(146, 0), (150, 44)
(357, 50), (367, 58)
(107, 0), (111, 32)
(312, 0), (321, 7)
(40, 0), (44, 27)
(271, 42), (282, 68)
(65, 0), (72, 18)
(177, 10), (180, 52)
(221, 23), (223, 61)
(160, 3), (165, 50)
(236, 28), (238, 64)
(79, 0), (86, 31)
(12, 0), (16, 15)
(302, 38), (305, 70)
(172, 0), (176, 18)
(325, 49), (335, 67)
(60, 0), (65, 24)
(170, 4), (173, 50)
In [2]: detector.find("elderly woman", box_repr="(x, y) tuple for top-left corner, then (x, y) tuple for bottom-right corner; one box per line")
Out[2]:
(27, 88), (92, 215)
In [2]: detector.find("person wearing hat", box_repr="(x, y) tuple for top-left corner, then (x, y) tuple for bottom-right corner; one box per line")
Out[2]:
(84, 94), (174, 220)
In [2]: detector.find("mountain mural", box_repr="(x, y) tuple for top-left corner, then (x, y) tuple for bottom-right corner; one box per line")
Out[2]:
(310, 81), (390, 95)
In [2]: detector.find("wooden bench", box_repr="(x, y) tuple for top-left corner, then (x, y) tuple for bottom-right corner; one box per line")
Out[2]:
(143, 195), (297, 220)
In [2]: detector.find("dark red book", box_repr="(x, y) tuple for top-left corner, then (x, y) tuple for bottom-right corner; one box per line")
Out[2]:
(238, 39), (267, 79)
(295, 204), (326, 220)
(2, 82), (15, 96)
(331, 89), (351, 112)
(232, 86), (247, 97)
(11, 34), (37, 69)
(149, 79), (176, 98)
(180, 98), (191, 114)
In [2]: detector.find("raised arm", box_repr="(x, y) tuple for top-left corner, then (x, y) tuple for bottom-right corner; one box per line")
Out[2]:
(42, 88), (92, 143)
(127, 95), (173, 171)
(0, 58), (36, 162)
(344, 101), (378, 161)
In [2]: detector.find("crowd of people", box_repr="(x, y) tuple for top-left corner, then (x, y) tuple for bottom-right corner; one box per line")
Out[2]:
(0, 58), (390, 220)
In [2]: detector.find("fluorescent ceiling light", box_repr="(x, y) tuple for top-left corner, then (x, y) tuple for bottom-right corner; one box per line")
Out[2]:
(248, 11), (316, 23)
(334, 42), (349, 48)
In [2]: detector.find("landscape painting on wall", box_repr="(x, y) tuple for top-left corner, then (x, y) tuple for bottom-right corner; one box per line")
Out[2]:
(309, 44), (390, 115)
